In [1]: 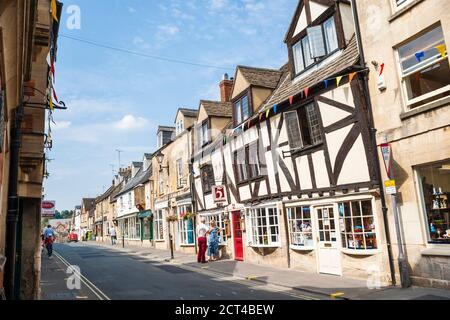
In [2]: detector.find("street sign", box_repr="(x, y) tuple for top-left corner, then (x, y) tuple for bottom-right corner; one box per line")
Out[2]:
(213, 185), (226, 203)
(380, 143), (392, 179)
(384, 180), (397, 195)
(41, 200), (56, 218)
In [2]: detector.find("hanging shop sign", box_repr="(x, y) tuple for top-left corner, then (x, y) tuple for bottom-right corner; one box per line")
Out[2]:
(213, 185), (226, 203)
(41, 200), (56, 218)
(380, 143), (392, 179)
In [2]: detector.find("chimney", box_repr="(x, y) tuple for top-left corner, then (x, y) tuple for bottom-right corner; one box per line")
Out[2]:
(220, 73), (234, 102)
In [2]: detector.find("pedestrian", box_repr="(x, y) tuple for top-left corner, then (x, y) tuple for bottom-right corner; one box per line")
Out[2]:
(207, 220), (220, 262)
(110, 225), (117, 245)
(196, 217), (208, 264)
(43, 224), (55, 258)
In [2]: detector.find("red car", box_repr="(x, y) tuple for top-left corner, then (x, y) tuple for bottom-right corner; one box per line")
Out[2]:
(68, 232), (78, 242)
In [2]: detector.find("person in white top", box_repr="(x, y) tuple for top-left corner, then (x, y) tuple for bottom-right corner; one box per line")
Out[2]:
(110, 226), (117, 245)
(196, 217), (209, 263)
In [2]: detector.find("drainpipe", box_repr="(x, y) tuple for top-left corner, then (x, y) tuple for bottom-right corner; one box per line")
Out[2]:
(351, 0), (397, 286)
(5, 102), (24, 299)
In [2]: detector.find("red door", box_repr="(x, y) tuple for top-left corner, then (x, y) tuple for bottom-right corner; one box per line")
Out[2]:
(232, 211), (244, 261)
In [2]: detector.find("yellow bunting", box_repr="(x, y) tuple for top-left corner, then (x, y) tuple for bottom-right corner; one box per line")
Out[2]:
(436, 44), (447, 58)
(266, 108), (270, 118)
(336, 76), (343, 87)
(259, 113), (263, 121)
(51, 0), (58, 22)
(349, 72), (357, 83)
(49, 97), (54, 111)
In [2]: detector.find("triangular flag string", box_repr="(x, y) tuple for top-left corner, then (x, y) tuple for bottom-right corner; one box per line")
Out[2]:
(324, 79), (329, 89)
(349, 72), (357, 83)
(273, 104), (277, 114)
(51, 0), (59, 22)
(304, 87), (309, 98)
(336, 76), (343, 87)
(436, 44), (447, 58)
(289, 96), (294, 106)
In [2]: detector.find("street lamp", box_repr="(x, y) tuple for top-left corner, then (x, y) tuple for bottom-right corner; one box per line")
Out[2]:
(156, 151), (169, 171)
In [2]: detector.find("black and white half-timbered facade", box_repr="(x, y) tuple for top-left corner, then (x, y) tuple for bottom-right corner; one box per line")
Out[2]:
(191, 0), (392, 283)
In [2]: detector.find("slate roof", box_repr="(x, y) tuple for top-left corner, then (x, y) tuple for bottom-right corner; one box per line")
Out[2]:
(178, 108), (198, 118)
(200, 100), (233, 118)
(260, 36), (360, 110)
(115, 166), (152, 198)
(237, 66), (283, 89)
(157, 126), (175, 132)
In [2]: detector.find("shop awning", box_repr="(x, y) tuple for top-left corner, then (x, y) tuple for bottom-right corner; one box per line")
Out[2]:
(138, 210), (152, 219)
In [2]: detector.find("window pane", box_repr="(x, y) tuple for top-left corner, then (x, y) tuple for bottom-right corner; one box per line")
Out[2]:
(302, 36), (314, 67)
(306, 103), (322, 145)
(284, 111), (303, 149)
(324, 16), (338, 53)
(307, 25), (326, 58)
(293, 41), (305, 74)
(242, 95), (250, 121)
(399, 25), (445, 75)
(235, 101), (242, 124)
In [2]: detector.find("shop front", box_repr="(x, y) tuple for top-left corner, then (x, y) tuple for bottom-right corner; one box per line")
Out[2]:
(153, 201), (169, 250)
(175, 202), (195, 254)
(198, 210), (233, 259)
(138, 210), (153, 245)
(117, 212), (141, 245)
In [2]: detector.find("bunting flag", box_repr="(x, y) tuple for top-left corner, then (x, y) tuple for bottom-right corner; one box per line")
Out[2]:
(51, 0), (58, 22)
(46, 51), (52, 67)
(304, 87), (309, 98)
(247, 119), (251, 129)
(336, 76), (343, 87)
(51, 59), (55, 81)
(349, 72), (357, 83)
(379, 63), (385, 76)
(273, 104), (277, 114)
(436, 44), (447, 58)
(415, 51), (425, 62)
(324, 79), (329, 89)
(52, 86), (58, 102)
(259, 113), (263, 121)
(289, 96), (294, 105)
(266, 108), (270, 118)
(49, 95), (54, 111)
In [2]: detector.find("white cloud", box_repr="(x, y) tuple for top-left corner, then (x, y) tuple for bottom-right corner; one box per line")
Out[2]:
(53, 121), (72, 130)
(210, 0), (227, 10)
(158, 25), (180, 36)
(127, 6), (136, 13)
(114, 115), (149, 130)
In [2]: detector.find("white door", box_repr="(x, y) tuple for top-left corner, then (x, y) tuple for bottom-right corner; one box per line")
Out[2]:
(316, 206), (342, 276)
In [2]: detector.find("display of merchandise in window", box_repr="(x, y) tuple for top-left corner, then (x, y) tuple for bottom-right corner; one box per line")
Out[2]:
(248, 207), (280, 247)
(201, 213), (228, 245)
(418, 161), (450, 243)
(339, 200), (377, 250)
(287, 206), (313, 247)
(154, 209), (165, 240)
(178, 205), (194, 245)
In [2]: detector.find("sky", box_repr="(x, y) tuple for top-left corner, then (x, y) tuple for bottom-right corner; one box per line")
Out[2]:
(44, 0), (298, 210)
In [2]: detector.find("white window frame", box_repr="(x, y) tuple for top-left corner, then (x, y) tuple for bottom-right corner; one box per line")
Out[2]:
(200, 212), (228, 245)
(395, 25), (449, 110)
(287, 206), (314, 249)
(154, 209), (165, 241)
(247, 206), (281, 248)
(176, 158), (183, 189)
(177, 205), (194, 245)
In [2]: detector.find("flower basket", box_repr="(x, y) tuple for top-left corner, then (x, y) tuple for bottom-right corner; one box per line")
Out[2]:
(183, 212), (194, 221)
(166, 215), (178, 222)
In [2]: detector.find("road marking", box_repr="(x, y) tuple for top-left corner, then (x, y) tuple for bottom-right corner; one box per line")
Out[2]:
(330, 292), (345, 299)
(53, 251), (111, 301)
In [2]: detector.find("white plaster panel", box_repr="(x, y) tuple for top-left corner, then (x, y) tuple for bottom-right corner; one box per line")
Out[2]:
(320, 83), (355, 108)
(293, 7), (307, 37)
(205, 193), (214, 209)
(297, 155), (312, 190)
(212, 150), (224, 183)
(318, 101), (353, 127)
(265, 151), (278, 194)
(310, 1), (330, 21)
(239, 185), (251, 201)
(312, 150), (330, 188)
(258, 180), (268, 197)
(337, 135), (371, 185)
(326, 124), (354, 168)
(260, 121), (270, 148)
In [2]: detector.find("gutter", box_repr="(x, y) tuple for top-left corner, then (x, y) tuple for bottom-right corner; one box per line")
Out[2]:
(350, 0), (397, 286)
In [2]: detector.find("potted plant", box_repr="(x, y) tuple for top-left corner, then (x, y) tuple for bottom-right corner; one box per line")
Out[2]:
(183, 211), (194, 221)
(166, 214), (178, 222)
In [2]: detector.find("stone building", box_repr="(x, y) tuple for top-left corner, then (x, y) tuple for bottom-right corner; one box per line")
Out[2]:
(356, 0), (450, 288)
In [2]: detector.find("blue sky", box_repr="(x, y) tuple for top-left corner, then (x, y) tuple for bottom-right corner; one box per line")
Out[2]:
(45, 0), (298, 210)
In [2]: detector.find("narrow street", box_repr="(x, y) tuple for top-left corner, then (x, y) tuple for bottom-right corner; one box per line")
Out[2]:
(42, 243), (324, 300)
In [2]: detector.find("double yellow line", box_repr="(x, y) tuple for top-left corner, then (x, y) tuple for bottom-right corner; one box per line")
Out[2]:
(53, 251), (111, 301)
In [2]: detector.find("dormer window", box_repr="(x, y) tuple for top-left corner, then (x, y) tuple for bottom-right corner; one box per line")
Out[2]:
(198, 121), (210, 147)
(292, 15), (339, 76)
(234, 93), (250, 126)
(176, 119), (184, 136)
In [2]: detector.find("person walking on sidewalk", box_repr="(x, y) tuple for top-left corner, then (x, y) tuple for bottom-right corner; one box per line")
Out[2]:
(43, 225), (56, 258)
(196, 217), (208, 264)
(110, 226), (117, 245)
(208, 220), (220, 262)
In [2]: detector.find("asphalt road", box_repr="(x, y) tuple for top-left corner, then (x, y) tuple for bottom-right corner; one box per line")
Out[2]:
(51, 243), (321, 300)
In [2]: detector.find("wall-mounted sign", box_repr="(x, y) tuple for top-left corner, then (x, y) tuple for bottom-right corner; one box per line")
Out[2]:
(213, 185), (226, 203)
(384, 180), (397, 195)
(380, 143), (392, 179)
(41, 200), (56, 218)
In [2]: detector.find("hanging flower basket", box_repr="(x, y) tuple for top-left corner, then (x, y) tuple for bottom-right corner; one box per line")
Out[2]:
(166, 215), (178, 222)
(183, 211), (194, 221)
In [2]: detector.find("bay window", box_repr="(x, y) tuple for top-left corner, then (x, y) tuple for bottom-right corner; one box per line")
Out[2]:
(285, 102), (322, 151)
(178, 205), (194, 245)
(292, 15), (339, 76)
(398, 25), (449, 108)
(248, 207), (280, 247)
(287, 206), (314, 248)
(339, 200), (377, 250)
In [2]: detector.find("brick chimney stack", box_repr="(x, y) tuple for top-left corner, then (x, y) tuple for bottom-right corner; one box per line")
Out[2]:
(220, 73), (234, 102)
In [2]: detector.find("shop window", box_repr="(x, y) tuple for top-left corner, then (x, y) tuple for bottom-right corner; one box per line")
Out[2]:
(417, 161), (450, 243)
(338, 200), (377, 250)
(285, 103), (322, 151)
(154, 210), (165, 240)
(178, 205), (194, 245)
(287, 206), (313, 248)
(398, 25), (449, 108)
(201, 213), (228, 245)
(248, 207), (280, 247)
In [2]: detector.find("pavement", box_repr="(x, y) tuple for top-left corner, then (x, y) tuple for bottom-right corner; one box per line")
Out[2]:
(41, 241), (450, 300)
